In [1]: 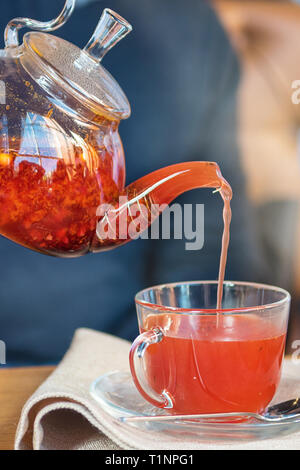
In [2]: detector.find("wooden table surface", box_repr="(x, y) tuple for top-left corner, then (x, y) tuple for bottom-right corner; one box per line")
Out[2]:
(0, 366), (54, 450)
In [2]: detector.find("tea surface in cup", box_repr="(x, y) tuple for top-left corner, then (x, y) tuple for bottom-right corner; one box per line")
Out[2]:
(143, 313), (286, 414)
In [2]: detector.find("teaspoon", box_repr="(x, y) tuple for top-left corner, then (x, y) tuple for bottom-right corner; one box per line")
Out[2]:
(120, 398), (300, 424)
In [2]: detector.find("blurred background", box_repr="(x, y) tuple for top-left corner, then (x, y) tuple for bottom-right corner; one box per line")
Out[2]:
(0, 0), (300, 365)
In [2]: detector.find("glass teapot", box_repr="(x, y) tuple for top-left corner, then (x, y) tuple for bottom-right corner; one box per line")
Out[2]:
(0, 0), (229, 258)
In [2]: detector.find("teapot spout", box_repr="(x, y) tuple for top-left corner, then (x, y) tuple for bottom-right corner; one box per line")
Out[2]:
(91, 162), (231, 252)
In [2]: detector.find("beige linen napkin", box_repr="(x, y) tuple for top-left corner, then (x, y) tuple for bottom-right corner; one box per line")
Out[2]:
(15, 328), (300, 450)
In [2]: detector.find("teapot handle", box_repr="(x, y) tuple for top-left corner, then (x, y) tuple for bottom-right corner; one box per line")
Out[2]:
(4, 0), (76, 48)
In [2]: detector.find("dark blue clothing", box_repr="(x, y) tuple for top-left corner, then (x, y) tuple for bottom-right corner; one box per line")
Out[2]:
(0, 0), (269, 365)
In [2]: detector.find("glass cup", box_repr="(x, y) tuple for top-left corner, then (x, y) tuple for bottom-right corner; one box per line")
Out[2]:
(130, 281), (290, 415)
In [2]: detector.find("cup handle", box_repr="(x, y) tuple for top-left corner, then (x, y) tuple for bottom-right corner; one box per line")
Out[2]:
(129, 328), (173, 409)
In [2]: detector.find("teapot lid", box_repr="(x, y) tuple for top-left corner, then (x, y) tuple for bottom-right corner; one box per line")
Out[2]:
(5, 4), (132, 120)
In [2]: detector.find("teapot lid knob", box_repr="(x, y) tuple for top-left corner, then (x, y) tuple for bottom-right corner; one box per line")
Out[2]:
(5, 2), (132, 120)
(84, 9), (132, 63)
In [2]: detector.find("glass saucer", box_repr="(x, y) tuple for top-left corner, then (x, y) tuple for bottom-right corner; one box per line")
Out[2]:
(90, 370), (300, 443)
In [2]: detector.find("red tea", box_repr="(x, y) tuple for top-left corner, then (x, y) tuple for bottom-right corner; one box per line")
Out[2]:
(143, 313), (286, 414)
(0, 146), (124, 256)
